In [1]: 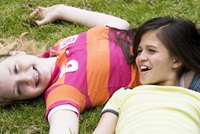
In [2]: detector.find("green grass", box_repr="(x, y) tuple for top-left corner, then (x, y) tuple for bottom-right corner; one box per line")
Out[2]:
(0, 0), (199, 133)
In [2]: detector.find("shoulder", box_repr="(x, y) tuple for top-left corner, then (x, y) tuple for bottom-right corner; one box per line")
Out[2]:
(111, 87), (133, 99)
(189, 72), (200, 92)
(88, 26), (110, 32)
(87, 26), (110, 37)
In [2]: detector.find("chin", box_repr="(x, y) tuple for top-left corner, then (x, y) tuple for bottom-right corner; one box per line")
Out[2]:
(140, 80), (148, 84)
(141, 81), (152, 85)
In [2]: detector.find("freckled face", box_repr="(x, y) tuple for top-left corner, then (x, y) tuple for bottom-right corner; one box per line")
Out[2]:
(136, 30), (177, 86)
(0, 54), (52, 101)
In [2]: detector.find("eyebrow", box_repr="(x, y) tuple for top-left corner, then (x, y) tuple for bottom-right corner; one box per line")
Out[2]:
(9, 66), (15, 97)
(9, 66), (12, 76)
(139, 45), (158, 49)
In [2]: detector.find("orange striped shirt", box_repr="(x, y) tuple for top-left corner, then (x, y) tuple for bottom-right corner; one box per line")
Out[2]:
(41, 26), (140, 119)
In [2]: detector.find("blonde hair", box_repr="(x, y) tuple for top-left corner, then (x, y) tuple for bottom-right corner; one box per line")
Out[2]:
(0, 32), (46, 56)
(0, 33), (47, 106)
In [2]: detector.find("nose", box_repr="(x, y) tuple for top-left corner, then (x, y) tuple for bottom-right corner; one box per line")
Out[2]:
(137, 51), (148, 62)
(19, 72), (33, 85)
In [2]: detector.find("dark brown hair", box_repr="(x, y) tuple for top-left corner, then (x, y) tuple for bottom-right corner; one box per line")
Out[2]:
(110, 27), (136, 64)
(133, 17), (200, 76)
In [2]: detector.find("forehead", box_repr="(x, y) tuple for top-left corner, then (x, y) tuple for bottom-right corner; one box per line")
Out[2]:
(0, 57), (15, 99)
(141, 30), (159, 42)
(140, 30), (167, 48)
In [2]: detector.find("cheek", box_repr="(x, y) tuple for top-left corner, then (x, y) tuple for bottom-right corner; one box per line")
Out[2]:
(24, 90), (40, 99)
(135, 57), (139, 66)
(152, 54), (168, 63)
(157, 59), (173, 70)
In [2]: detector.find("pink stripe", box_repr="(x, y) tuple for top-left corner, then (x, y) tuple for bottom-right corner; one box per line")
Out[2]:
(44, 85), (59, 100)
(45, 100), (80, 121)
(63, 33), (91, 108)
(108, 29), (132, 96)
(40, 45), (59, 58)
(44, 64), (60, 100)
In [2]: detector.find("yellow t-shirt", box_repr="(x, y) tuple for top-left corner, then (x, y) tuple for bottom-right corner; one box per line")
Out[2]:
(102, 85), (200, 134)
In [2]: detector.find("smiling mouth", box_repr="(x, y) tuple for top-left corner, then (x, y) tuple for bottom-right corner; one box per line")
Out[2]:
(140, 65), (151, 72)
(33, 67), (39, 87)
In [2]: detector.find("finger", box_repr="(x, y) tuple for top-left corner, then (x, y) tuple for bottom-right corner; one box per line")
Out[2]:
(37, 6), (46, 11)
(30, 8), (40, 17)
(30, 6), (46, 17)
(35, 18), (51, 25)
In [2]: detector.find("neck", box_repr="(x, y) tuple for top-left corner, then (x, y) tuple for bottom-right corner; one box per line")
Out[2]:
(42, 57), (57, 75)
(155, 76), (180, 86)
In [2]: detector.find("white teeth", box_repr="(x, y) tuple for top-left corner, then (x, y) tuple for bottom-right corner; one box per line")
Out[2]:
(140, 66), (147, 69)
(33, 69), (39, 86)
(140, 65), (151, 71)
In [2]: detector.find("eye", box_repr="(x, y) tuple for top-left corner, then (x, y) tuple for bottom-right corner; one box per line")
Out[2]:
(14, 65), (18, 74)
(148, 49), (156, 54)
(17, 85), (22, 95)
(137, 49), (142, 55)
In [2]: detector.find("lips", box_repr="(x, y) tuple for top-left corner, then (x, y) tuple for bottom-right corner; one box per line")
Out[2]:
(139, 65), (151, 72)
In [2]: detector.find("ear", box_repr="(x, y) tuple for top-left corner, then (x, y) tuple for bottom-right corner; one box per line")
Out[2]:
(9, 51), (27, 56)
(172, 58), (183, 69)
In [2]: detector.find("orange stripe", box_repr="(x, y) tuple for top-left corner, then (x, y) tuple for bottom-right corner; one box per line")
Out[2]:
(87, 27), (110, 107)
(129, 65), (141, 87)
(46, 85), (86, 111)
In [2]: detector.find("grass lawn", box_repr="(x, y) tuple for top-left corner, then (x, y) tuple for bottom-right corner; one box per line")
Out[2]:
(0, 0), (199, 133)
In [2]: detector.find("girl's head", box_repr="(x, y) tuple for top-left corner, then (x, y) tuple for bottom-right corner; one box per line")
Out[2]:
(0, 33), (49, 106)
(133, 17), (200, 85)
(0, 53), (52, 105)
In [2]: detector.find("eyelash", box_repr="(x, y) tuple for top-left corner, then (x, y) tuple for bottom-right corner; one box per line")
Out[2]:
(14, 65), (18, 74)
(14, 65), (22, 95)
(137, 49), (142, 55)
(137, 49), (156, 54)
(148, 49), (156, 53)
(17, 85), (22, 95)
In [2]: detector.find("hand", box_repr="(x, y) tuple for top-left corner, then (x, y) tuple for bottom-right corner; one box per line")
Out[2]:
(30, 4), (66, 25)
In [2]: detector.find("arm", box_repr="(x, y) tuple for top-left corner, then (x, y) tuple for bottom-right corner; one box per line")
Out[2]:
(93, 88), (125, 133)
(30, 4), (130, 30)
(49, 110), (79, 134)
(93, 112), (118, 134)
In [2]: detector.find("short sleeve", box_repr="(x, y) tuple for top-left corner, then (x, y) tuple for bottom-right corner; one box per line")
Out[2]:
(101, 87), (128, 116)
